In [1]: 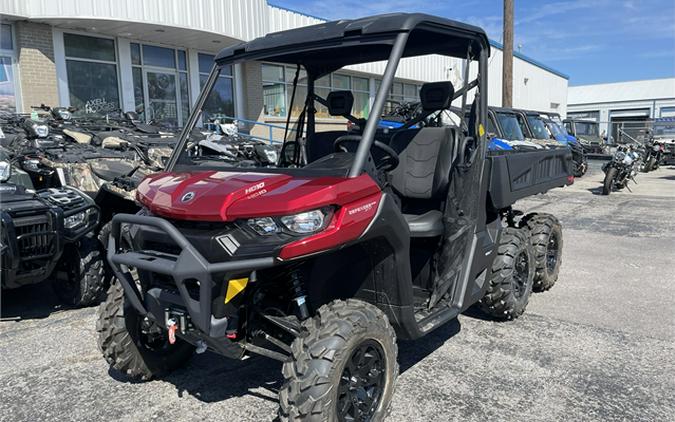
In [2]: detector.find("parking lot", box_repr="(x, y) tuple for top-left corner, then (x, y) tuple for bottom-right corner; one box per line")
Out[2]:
(1, 161), (674, 422)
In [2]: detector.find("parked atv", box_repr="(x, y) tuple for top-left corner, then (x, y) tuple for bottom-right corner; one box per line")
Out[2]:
(563, 118), (605, 156)
(651, 117), (675, 165)
(97, 14), (571, 420)
(0, 149), (105, 306)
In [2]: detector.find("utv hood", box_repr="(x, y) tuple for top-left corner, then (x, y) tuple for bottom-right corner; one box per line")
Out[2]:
(136, 171), (380, 222)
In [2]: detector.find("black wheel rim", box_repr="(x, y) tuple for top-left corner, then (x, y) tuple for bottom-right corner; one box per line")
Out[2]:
(512, 250), (529, 299)
(546, 233), (559, 273)
(337, 339), (386, 421)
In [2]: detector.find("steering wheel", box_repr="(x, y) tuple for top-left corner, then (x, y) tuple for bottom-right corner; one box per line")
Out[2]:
(333, 135), (400, 171)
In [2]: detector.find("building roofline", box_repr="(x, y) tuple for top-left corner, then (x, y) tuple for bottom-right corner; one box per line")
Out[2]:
(569, 76), (675, 88)
(488, 39), (569, 80)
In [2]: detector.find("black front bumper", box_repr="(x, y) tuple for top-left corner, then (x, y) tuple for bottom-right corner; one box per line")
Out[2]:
(108, 214), (277, 338)
(1, 209), (63, 289)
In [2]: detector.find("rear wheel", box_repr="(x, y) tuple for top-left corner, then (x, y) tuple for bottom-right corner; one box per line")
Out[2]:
(479, 227), (535, 320)
(524, 214), (563, 292)
(52, 235), (106, 307)
(96, 280), (194, 380)
(279, 299), (398, 421)
(602, 167), (617, 195)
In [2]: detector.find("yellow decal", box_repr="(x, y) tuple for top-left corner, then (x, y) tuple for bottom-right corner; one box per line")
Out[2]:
(478, 123), (486, 137)
(225, 277), (249, 304)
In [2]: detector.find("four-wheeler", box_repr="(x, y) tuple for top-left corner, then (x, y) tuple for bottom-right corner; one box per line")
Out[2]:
(97, 14), (571, 420)
(563, 118), (605, 156)
(650, 117), (675, 165)
(0, 149), (105, 306)
(520, 110), (588, 177)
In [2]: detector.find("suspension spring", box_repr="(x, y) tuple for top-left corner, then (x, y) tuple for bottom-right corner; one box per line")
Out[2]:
(289, 271), (310, 320)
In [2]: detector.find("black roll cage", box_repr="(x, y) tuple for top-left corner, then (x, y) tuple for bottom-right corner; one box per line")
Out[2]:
(167, 14), (490, 177)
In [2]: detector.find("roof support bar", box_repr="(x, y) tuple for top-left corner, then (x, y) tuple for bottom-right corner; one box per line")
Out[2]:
(349, 31), (409, 178)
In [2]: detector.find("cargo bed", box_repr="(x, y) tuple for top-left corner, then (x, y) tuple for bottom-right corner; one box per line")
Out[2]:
(488, 148), (573, 209)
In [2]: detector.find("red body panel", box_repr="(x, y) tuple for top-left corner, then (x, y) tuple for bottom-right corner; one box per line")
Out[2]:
(136, 171), (381, 222)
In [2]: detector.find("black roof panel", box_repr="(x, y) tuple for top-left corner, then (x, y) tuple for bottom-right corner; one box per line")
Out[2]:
(215, 13), (489, 73)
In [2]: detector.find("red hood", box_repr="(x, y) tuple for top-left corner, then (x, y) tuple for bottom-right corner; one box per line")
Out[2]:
(136, 171), (381, 221)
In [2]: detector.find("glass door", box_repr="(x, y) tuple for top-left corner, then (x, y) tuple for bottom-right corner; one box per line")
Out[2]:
(144, 70), (180, 126)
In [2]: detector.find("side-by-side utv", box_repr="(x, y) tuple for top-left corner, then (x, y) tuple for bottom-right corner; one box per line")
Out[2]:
(97, 14), (571, 421)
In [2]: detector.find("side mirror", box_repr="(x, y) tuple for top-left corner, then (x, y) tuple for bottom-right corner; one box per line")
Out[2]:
(0, 160), (12, 183)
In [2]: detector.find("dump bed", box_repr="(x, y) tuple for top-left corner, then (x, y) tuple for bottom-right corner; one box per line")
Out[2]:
(488, 148), (573, 209)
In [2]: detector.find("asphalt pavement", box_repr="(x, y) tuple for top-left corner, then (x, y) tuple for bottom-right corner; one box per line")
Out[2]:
(1, 161), (674, 422)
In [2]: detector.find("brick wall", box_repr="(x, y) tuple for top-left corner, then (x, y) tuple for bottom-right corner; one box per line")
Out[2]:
(15, 22), (59, 112)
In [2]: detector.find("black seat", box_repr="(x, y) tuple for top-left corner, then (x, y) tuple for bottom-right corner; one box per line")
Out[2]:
(388, 81), (458, 237)
(305, 91), (355, 163)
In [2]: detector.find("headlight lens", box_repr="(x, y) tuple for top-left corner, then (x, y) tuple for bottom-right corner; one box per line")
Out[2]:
(280, 209), (330, 234)
(264, 149), (278, 164)
(247, 209), (333, 236)
(247, 217), (280, 235)
(64, 208), (96, 229)
(33, 124), (49, 138)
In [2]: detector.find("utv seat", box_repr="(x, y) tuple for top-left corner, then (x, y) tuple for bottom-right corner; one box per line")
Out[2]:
(390, 126), (458, 237)
(388, 81), (459, 237)
(305, 91), (355, 163)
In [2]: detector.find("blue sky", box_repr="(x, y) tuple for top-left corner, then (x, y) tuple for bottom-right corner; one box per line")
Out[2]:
(269, 0), (675, 86)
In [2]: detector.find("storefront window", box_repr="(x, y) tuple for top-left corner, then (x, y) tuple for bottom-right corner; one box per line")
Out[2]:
(262, 64), (286, 117)
(198, 53), (235, 122)
(130, 42), (190, 126)
(0, 24), (18, 113)
(262, 64), (372, 118)
(64, 33), (120, 115)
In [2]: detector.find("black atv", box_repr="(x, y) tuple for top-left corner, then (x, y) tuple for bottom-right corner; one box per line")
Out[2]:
(0, 151), (105, 306)
(97, 14), (571, 420)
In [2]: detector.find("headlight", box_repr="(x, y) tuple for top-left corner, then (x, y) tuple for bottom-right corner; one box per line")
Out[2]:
(0, 160), (11, 183)
(280, 209), (331, 234)
(64, 208), (97, 229)
(615, 151), (626, 161)
(57, 110), (71, 120)
(264, 149), (278, 164)
(247, 208), (333, 236)
(247, 217), (280, 235)
(32, 124), (49, 138)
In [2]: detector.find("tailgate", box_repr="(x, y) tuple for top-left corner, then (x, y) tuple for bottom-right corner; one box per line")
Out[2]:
(488, 149), (573, 209)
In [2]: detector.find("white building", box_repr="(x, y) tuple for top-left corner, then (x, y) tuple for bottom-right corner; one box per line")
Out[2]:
(0, 0), (569, 135)
(568, 78), (675, 141)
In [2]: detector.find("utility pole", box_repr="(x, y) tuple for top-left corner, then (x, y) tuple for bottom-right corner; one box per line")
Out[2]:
(502, 0), (514, 108)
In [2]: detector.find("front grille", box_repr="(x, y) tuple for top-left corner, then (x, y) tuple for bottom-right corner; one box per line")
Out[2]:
(13, 213), (57, 274)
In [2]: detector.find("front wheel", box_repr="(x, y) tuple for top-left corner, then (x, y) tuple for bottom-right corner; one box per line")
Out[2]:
(279, 299), (398, 422)
(97, 281), (194, 380)
(52, 235), (106, 307)
(602, 167), (618, 195)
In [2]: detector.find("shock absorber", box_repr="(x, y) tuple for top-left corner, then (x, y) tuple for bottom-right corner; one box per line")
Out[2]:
(289, 271), (310, 320)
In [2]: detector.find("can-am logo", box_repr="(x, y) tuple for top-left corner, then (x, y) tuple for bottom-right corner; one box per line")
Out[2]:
(245, 182), (265, 195)
(181, 191), (195, 202)
(348, 201), (377, 216)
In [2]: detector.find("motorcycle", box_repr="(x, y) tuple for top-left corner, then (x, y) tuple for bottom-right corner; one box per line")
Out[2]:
(601, 144), (641, 195)
(642, 131), (664, 172)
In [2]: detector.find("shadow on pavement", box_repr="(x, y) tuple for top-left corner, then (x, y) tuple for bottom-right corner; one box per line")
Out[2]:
(0, 281), (70, 321)
(587, 186), (606, 195)
(103, 314), (465, 406)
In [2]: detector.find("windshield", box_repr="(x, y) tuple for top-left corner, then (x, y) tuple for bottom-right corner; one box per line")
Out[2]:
(546, 120), (564, 137)
(526, 116), (550, 140)
(653, 121), (675, 136)
(496, 112), (525, 141)
(575, 122), (599, 136)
